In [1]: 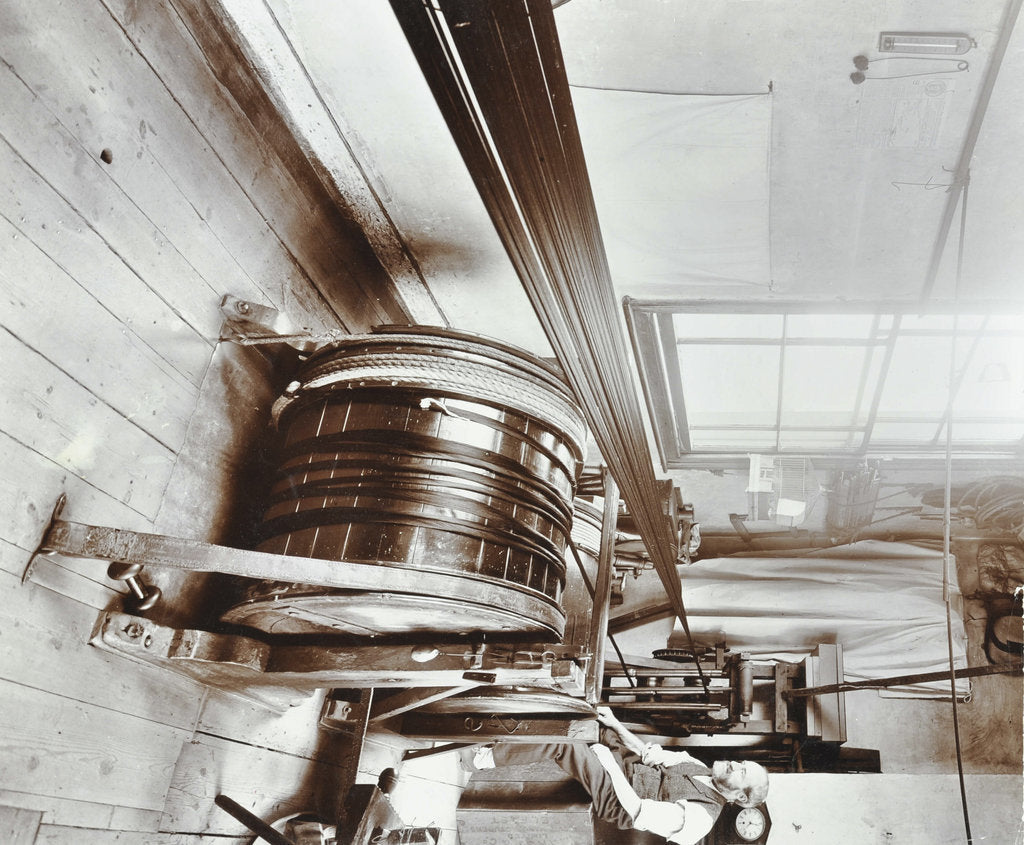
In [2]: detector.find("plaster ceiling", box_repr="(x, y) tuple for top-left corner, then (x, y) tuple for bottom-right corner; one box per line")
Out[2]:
(212, 0), (1023, 357)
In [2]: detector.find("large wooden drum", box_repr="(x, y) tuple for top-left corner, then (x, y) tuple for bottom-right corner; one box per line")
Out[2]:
(222, 327), (586, 638)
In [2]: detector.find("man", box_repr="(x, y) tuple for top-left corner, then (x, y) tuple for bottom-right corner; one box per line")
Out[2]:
(461, 707), (768, 845)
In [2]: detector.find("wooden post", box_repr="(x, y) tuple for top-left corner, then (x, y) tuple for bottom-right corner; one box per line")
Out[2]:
(585, 469), (618, 705)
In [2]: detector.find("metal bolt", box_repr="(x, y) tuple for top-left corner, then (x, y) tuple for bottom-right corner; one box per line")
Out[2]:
(107, 562), (161, 611)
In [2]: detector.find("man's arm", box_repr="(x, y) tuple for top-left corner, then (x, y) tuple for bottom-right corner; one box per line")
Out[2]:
(598, 700), (708, 766)
(590, 744), (712, 845)
(596, 707), (703, 768)
(588, 742), (643, 819)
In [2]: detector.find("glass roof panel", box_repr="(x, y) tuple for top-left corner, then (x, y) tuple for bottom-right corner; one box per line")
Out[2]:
(785, 314), (877, 339)
(778, 429), (863, 450)
(673, 313), (782, 340)
(947, 422), (1024, 444)
(780, 345), (873, 427)
(678, 344), (780, 428)
(690, 428), (779, 450)
(639, 303), (1024, 460)
(984, 315), (1024, 332)
(876, 335), (953, 419)
(899, 314), (956, 332)
(952, 334), (1024, 423)
(871, 421), (946, 442)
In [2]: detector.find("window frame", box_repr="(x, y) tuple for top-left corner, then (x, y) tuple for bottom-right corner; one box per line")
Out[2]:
(624, 299), (1024, 470)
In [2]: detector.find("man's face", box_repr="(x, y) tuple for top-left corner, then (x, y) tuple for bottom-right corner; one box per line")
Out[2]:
(711, 760), (760, 799)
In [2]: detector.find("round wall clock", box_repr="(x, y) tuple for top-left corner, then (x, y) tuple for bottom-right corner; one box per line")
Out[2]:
(734, 807), (767, 842)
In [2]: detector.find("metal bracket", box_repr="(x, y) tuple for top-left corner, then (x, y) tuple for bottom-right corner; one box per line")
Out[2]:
(218, 294), (333, 353)
(400, 712), (599, 743)
(89, 610), (584, 697)
(21, 493), (67, 584)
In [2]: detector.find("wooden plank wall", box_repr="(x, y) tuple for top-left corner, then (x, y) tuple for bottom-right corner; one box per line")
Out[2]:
(0, 0), (412, 840)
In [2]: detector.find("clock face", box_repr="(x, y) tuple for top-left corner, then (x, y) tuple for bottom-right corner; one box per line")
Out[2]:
(734, 807), (766, 842)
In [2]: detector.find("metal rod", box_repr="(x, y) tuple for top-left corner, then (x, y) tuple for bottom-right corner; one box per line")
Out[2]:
(39, 519), (561, 633)
(920, 0), (1024, 303)
(784, 661), (1022, 699)
(214, 795), (296, 845)
(604, 701), (725, 712)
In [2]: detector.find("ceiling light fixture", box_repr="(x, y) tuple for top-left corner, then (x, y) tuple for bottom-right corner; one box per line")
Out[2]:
(878, 32), (974, 55)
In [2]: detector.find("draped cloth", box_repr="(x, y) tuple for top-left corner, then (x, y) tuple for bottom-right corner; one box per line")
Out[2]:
(572, 88), (773, 293)
(663, 540), (970, 698)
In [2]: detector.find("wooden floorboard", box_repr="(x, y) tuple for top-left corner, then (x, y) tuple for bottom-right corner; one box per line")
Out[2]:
(159, 0), (410, 330)
(0, 426), (158, 609)
(160, 734), (348, 836)
(0, 679), (188, 813)
(0, 141), (214, 388)
(0, 0), (269, 323)
(35, 828), (248, 844)
(102, 0), (346, 333)
(0, 62), (223, 342)
(0, 537), (120, 612)
(0, 223), (199, 454)
(0, 330), (179, 519)
(0, 805), (41, 845)
(0, 791), (162, 834)
(195, 689), (331, 759)
(0, 567), (207, 730)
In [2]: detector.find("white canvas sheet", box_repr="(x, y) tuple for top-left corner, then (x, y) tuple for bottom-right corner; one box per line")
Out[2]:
(665, 540), (970, 698)
(571, 87), (772, 293)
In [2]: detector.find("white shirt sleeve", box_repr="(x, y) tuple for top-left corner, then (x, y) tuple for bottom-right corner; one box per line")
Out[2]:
(632, 799), (714, 845)
(641, 744), (704, 768)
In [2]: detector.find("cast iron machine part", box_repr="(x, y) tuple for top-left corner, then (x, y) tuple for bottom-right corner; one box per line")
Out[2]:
(602, 647), (757, 736)
(603, 644), (848, 747)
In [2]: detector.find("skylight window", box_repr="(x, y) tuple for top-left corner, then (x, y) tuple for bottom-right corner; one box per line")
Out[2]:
(626, 301), (1024, 467)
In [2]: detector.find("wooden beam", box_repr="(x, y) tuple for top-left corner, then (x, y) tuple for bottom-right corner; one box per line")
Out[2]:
(585, 472), (617, 704)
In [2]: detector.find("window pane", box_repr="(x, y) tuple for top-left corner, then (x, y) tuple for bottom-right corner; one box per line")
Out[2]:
(778, 429), (863, 450)
(952, 334), (1024, 420)
(984, 315), (1024, 332)
(674, 313), (782, 339)
(877, 336), (952, 418)
(781, 345), (874, 427)
(950, 423), (1024, 444)
(871, 421), (943, 442)
(691, 429), (778, 450)
(853, 345), (887, 426)
(648, 305), (1024, 458)
(899, 314), (956, 332)
(678, 345), (780, 427)
(786, 314), (876, 339)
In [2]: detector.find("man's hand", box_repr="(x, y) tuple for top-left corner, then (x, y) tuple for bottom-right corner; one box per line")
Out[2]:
(596, 706), (619, 726)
